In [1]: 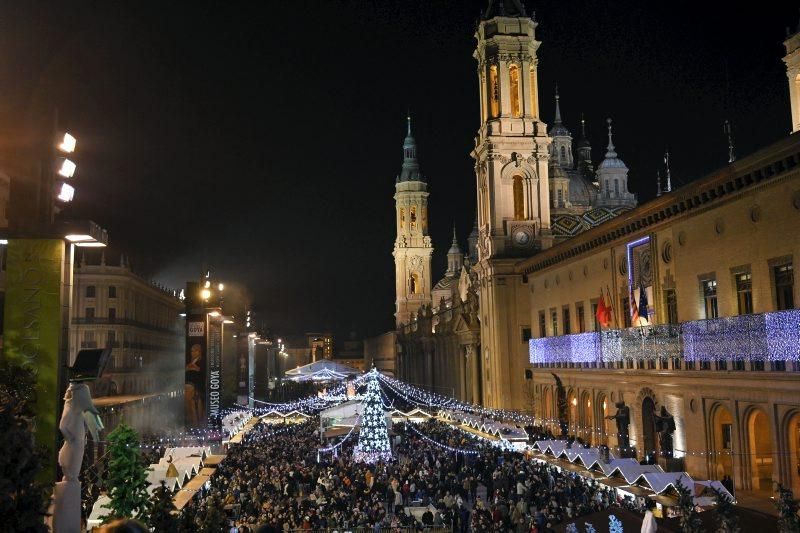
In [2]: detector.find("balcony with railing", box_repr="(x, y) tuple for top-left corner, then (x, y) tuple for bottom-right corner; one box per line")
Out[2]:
(529, 309), (800, 372)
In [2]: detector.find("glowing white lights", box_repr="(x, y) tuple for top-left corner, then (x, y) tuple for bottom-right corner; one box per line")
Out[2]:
(58, 158), (77, 178)
(57, 182), (75, 202)
(59, 133), (77, 153)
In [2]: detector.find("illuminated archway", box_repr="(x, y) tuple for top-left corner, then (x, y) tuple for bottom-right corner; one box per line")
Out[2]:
(580, 390), (593, 444)
(596, 393), (610, 445)
(785, 410), (800, 495)
(747, 409), (774, 493)
(542, 386), (553, 428)
(513, 175), (524, 220)
(508, 64), (521, 117)
(710, 403), (734, 481)
(567, 389), (578, 436)
(529, 67), (538, 118)
(641, 397), (657, 463)
(488, 65), (499, 118)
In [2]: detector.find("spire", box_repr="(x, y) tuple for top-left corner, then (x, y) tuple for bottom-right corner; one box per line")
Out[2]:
(483, 0), (527, 20)
(398, 113), (423, 182)
(656, 170), (662, 197)
(724, 120), (736, 163)
(605, 118), (617, 158)
(580, 113), (586, 137)
(446, 225), (463, 274)
(448, 224), (461, 255)
(554, 85), (563, 125)
(664, 150), (672, 192)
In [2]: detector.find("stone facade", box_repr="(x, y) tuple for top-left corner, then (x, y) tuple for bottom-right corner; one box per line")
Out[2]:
(393, 2), (800, 497)
(70, 252), (184, 398)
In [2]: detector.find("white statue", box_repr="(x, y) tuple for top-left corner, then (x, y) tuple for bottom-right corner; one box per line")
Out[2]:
(53, 382), (104, 533)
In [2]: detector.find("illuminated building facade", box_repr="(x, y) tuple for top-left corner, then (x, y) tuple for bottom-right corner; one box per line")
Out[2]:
(70, 251), (184, 397)
(395, 0), (800, 497)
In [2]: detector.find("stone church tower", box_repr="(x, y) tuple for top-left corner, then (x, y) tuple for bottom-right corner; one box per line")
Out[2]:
(394, 116), (433, 327)
(471, 0), (551, 408)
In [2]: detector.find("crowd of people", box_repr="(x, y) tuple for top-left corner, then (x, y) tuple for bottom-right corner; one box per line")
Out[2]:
(180, 414), (641, 532)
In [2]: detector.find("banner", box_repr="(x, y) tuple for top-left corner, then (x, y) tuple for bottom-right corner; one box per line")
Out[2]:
(185, 314), (207, 427)
(207, 320), (222, 429)
(3, 239), (65, 474)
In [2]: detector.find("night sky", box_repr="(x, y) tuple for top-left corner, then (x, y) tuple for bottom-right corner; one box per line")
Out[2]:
(0, 1), (795, 339)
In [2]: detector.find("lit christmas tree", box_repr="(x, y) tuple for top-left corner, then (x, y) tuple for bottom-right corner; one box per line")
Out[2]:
(353, 371), (392, 463)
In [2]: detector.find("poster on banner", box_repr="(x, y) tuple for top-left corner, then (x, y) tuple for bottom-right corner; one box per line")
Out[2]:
(207, 320), (222, 429)
(185, 315), (207, 427)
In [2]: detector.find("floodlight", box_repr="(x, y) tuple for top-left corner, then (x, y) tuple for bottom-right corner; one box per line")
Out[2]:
(57, 182), (75, 202)
(59, 133), (77, 153)
(58, 158), (76, 178)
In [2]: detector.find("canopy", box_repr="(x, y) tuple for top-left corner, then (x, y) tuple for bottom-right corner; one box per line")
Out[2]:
(284, 359), (361, 382)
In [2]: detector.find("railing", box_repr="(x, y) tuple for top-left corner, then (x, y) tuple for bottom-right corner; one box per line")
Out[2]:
(530, 309), (800, 365)
(72, 316), (182, 335)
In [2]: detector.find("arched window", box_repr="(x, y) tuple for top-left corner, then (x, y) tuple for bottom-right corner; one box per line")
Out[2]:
(410, 206), (417, 230)
(614, 179), (620, 195)
(557, 189), (564, 207)
(399, 208), (405, 228)
(421, 207), (427, 231)
(509, 65), (521, 117)
(409, 272), (420, 295)
(489, 65), (500, 118)
(530, 67), (539, 118)
(560, 145), (566, 161)
(513, 175), (524, 220)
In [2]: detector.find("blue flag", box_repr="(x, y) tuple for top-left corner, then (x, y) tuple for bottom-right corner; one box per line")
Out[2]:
(638, 284), (649, 322)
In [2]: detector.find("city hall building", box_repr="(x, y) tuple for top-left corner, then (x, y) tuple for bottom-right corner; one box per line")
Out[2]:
(394, 0), (800, 497)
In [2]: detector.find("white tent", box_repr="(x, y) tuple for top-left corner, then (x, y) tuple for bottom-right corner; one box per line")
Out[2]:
(285, 360), (360, 382)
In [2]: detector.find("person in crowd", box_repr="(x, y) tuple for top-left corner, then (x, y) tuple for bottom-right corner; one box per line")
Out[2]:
(184, 415), (646, 531)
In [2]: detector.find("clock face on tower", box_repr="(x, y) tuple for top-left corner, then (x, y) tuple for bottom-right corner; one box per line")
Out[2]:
(513, 229), (531, 247)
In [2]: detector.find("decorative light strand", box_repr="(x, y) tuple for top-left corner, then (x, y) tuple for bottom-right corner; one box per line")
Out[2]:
(405, 422), (481, 455)
(530, 309), (800, 364)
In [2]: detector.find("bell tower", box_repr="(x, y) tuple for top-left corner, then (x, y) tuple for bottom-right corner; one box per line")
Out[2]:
(471, 0), (550, 409)
(472, 0), (552, 260)
(394, 115), (433, 327)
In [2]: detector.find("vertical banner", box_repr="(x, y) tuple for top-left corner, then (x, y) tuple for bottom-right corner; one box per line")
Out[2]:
(248, 336), (255, 409)
(236, 335), (249, 406)
(207, 319), (222, 429)
(3, 239), (65, 473)
(185, 315), (207, 427)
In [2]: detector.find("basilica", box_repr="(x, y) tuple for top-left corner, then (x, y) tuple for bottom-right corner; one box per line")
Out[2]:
(382, 0), (800, 500)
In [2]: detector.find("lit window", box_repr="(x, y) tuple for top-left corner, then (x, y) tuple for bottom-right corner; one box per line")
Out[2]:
(735, 273), (752, 315)
(775, 263), (794, 310)
(702, 279), (718, 319)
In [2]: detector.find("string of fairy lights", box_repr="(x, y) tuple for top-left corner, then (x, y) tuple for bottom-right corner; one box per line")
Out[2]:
(125, 369), (792, 459)
(404, 422), (481, 456)
(317, 417), (360, 461)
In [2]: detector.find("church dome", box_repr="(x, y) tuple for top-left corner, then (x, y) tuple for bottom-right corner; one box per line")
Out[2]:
(548, 122), (571, 138)
(433, 275), (459, 291)
(598, 156), (628, 170)
(568, 170), (593, 206)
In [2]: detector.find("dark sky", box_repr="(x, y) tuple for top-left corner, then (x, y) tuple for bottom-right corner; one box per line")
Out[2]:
(1, 1), (796, 339)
